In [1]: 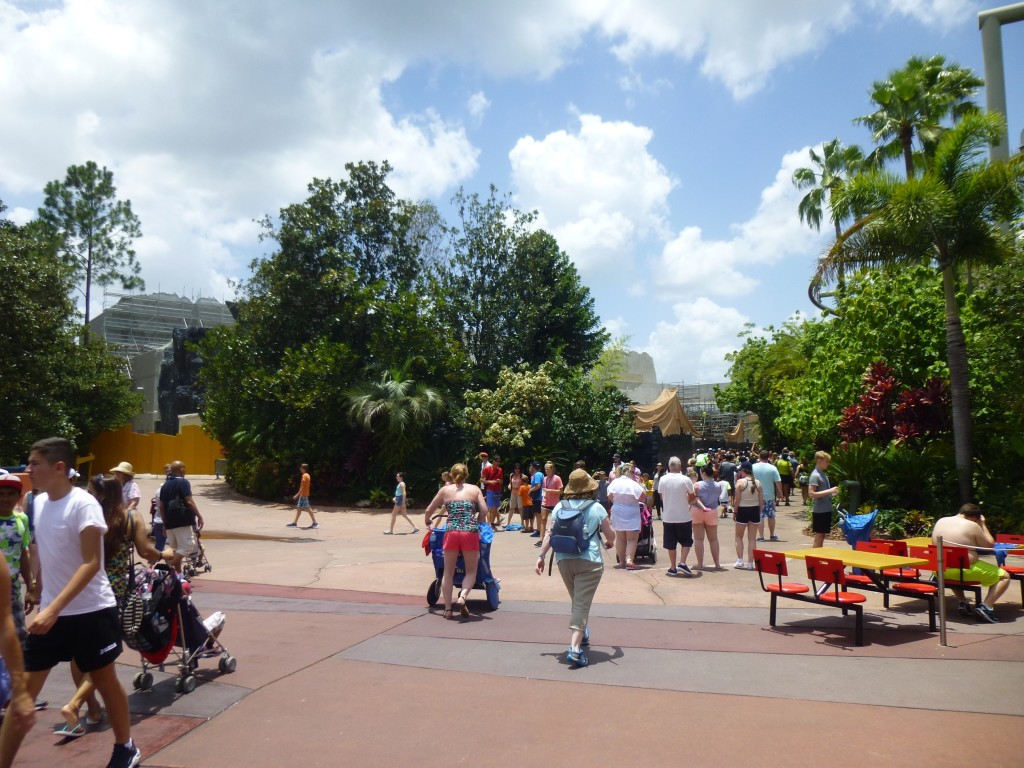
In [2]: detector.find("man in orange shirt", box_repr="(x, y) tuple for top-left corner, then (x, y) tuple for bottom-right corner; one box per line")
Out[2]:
(287, 464), (318, 529)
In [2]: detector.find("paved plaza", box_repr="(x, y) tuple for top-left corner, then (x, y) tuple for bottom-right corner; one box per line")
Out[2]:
(13, 477), (1023, 767)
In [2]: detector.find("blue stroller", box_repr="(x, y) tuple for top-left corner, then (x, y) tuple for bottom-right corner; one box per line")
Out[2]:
(839, 508), (878, 577)
(425, 516), (501, 611)
(839, 508), (878, 548)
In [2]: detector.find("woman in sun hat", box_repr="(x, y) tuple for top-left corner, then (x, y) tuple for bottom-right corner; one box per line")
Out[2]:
(109, 461), (140, 514)
(534, 468), (615, 667)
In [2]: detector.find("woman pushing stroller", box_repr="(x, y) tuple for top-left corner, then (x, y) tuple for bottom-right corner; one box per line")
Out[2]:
(424, 463), (488, 619)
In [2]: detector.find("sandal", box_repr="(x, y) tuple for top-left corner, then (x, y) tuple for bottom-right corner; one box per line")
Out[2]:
(53, 721), (87, 738)
(442, 608), (454, 619)
(456, 593), (470, 618)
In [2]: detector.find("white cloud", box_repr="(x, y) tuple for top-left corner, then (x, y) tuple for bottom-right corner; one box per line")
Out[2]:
(649, 147), (827, 299)
(640, 297), (751, 383)
(467, 91), (491, 124)
(874, 0), (979, 32)
(0, 1), (480, 303)
(510, 113), (675, 272)
(594, 1), (858, 99)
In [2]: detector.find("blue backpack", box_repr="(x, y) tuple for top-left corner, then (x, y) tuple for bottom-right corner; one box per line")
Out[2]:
(549, 500), (598, 555)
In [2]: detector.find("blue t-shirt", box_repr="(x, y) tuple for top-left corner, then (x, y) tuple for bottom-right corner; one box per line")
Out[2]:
(551, 500), (607, 564)
(752, 462), (781, 501)
(530, 471), (543, 503)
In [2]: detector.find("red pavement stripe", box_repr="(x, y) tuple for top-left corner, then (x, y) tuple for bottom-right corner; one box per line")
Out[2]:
(189, 579), (424, 605)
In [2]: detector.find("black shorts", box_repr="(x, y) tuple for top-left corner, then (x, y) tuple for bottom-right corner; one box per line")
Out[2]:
(663, 521), (693, 550)
(25, 606), (122, 673)
(811, 512), (833, 534)
(736, 506), (761, 525)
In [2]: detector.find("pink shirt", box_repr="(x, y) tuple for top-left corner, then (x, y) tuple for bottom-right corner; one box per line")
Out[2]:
(542, 475), (563, 508)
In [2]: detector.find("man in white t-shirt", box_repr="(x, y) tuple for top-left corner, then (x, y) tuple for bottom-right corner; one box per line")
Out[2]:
(0, 438), (141, 768)
(658, 457), (697, 577)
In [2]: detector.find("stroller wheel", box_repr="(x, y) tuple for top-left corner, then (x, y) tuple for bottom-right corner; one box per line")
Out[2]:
(134, 671), (154, 691)
(426, 579), (441, 607)
(218, 655), (237, 674)
(176, 675), (197, 694)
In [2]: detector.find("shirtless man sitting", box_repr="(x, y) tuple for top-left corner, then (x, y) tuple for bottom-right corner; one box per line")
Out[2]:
(932, 503), (1011, 623)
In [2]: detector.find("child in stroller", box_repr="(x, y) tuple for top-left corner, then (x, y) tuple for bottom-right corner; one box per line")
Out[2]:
(125, 565), (236, 695)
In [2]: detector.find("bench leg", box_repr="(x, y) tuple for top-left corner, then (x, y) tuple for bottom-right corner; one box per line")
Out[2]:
(853, 605), (864, 646)
(926, 593), (936, 632)
(769, 593), (778, 627)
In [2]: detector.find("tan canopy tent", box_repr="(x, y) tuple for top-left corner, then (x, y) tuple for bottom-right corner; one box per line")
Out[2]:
(631, 388), (703, 437)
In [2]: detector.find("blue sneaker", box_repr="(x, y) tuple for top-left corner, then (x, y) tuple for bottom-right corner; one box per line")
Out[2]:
(678, 564), (694, 577)
(581, 627), (590, 647)
(530, 531), (541, 537)
(566, 648), (589, 667)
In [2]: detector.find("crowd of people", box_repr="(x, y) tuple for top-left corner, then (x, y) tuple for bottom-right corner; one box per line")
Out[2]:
(0, 442), (207, 768)
(415, 447), (822, 667)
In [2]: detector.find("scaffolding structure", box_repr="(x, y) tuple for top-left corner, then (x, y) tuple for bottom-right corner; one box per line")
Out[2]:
(663, 382), (750, 442)
(90, 291), (235, 359)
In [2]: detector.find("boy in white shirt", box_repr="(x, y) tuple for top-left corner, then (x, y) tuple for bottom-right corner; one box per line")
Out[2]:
(0, 438), (141, 768)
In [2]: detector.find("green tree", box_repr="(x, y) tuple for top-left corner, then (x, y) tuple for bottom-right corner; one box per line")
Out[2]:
(793, 139), (866, 240)
(198, 163), (464, 498)
(793, 138), (865, 302)
(37, 161), (143, 338)
(435, 188), (606, 387)
(780, 266), (947, 447)
(345, 359), (447, 477)
(0, 205), (142, 460)
(461, 360), (634, 468)
(823, 113), (1024, 502)
(715, 319), (811, 448)
(855, 55), (982, 178)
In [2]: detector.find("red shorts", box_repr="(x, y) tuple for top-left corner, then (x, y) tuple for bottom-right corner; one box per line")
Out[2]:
(442, 530), (480, 552)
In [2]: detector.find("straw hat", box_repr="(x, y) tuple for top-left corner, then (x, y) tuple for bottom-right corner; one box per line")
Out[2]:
(109, 461), (135, 477)
(563, 468), (599, 498)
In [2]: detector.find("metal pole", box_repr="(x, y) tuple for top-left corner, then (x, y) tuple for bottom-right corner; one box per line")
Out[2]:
(979, 3), (1024, 162)
(936, 535), (948, 647)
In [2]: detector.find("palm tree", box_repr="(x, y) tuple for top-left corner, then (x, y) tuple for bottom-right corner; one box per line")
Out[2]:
(819, 112), (1024, 503)
(855, 55), (982, 179)
(345, 358), (446, 475)
(793, 139), (866, 310)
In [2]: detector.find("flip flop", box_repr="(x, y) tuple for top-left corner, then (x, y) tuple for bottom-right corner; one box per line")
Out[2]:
(53, 722), (86, 738)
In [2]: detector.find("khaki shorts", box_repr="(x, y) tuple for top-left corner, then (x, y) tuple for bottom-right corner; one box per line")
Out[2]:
(166, 525), (198, 557)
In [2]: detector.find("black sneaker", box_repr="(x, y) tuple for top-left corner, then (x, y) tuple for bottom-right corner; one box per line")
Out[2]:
(974, 605), (999, 624)
(678, 564), (694, 577)
(957, 601), (972, 617)
(107, 741), (142, 768)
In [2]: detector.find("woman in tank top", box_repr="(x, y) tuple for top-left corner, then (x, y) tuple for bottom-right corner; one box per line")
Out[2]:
(732, 461), (764, 570)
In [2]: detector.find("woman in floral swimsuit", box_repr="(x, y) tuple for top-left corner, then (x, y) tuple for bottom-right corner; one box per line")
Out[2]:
(424, 463), (488, 619)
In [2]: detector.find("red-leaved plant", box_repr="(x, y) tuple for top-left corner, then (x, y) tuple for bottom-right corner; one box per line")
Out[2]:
(839, 361), (950, 444)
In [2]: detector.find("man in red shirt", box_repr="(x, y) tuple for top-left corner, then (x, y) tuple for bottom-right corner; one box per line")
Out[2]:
(482, 456), (504, 528)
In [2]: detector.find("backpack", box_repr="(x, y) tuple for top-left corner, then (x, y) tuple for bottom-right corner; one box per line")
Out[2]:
(549, 500), (598, 555)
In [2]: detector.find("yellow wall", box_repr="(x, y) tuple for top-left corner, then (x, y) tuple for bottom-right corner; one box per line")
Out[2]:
(86, 424), (224, 476)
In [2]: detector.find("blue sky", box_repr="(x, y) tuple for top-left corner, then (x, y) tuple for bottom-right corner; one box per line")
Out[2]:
(2, 1), (1021, 384)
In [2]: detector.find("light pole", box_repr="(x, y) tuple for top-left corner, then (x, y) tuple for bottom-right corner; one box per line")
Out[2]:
(979, 3), (1024, 162)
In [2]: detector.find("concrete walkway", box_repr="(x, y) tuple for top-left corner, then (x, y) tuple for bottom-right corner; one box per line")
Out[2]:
(14, 477), (1023, 767)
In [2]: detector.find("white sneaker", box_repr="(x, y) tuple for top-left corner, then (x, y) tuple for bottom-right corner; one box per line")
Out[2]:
(733, 560), (745, 569)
